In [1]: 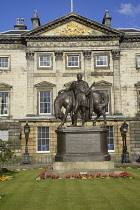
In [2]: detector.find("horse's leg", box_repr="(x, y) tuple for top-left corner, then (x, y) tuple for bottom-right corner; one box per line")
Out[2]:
(93, 114), (100, 126)
(102, 111), (107, 126)
(58, 105), (72, 128)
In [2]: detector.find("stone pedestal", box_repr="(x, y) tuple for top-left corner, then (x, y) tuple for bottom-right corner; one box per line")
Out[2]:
(55, 126), (111, 162)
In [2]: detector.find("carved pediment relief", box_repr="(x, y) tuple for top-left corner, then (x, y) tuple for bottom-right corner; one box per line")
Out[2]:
(93, 80), (112, 87)
(0, 83), (13, 89)
(35, 81), (55, 88)
(41, 21), (106, 36)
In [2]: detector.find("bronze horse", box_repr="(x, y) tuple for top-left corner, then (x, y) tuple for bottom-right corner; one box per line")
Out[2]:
(54, 91), (74, 128)
(54, 90), (109, 128)
(91, 90), (109, 126)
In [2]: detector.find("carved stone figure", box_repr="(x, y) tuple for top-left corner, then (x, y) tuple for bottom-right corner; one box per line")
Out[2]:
(54, 73), (109, 128)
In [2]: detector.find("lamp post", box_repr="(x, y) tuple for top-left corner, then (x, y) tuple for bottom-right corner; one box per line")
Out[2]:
(23, 121), (30, 164)
(120, 122), (130, 163)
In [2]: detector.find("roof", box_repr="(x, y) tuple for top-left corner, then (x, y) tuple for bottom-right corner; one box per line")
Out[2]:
(0, 30), (29, 37)
(118, 28), (140, 35)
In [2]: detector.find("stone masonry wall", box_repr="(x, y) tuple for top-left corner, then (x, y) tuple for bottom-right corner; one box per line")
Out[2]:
(130, 121), (140, 161)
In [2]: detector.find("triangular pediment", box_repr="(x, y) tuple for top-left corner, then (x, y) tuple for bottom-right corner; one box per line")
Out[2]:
(0, 82), (13, 89)
(23, 13), (124, 38)
(35, 81), (55, 88)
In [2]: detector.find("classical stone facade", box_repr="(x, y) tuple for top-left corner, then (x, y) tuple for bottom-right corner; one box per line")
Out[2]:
(0, 11), (140, 164)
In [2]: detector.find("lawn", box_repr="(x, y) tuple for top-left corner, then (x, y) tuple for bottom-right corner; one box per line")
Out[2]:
(0, 168), (140, 210)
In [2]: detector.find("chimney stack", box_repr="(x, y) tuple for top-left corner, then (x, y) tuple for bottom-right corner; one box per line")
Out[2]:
(102, 10), (112, 27)
(14, 18), (27, 30)
(31, 10), (41, 29)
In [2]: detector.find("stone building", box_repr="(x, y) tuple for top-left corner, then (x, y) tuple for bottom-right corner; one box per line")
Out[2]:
(0, 11), (140, 164)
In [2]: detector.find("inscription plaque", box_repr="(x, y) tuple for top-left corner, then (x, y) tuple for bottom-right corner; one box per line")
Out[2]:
(66, 133), (100, 153)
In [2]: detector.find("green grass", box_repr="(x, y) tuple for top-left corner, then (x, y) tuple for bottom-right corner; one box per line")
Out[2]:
(0, 169), (140, 210)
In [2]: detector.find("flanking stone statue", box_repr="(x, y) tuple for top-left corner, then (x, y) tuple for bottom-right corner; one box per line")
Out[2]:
(54, 73), (109, 128)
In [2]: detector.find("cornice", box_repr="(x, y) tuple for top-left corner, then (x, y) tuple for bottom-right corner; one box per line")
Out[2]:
(122, 35), (140, 42)
(25, 35), (121, 42)
(0, 37), (26, 45)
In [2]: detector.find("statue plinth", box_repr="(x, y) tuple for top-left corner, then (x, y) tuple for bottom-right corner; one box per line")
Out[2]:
(55, 126), (111, 162)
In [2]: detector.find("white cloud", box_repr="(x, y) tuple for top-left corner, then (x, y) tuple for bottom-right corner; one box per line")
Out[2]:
(118, 3), (140, 16)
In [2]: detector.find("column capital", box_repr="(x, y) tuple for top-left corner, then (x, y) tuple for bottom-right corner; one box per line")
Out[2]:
(111, 50), (120, 59)
(83, 50), (92, 59)
(55, 51), (63, 60)
(26, 51), (34, 60)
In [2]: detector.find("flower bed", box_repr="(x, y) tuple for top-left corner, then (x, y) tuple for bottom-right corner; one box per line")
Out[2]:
(0, 175), (14, 181)
(37, 168), (133, 180)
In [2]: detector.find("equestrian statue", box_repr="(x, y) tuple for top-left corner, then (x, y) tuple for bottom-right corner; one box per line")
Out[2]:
(54, 73), (109, 128)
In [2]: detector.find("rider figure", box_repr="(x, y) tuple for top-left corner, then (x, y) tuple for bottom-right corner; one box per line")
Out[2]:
(67, 73), (90, 126)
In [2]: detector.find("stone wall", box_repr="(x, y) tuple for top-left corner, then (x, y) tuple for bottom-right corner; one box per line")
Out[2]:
(0, 120), (21, 152)
(130, 121), (140, 161)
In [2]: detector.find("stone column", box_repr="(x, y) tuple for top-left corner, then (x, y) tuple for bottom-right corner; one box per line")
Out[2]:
(112, 50), (122, 115)
(54, 51), (63, 92)
(26, 51), (35, 116)
(83, 50), (92, 82)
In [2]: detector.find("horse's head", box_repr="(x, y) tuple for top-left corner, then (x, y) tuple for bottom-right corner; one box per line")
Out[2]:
(54, 98), (64, 120)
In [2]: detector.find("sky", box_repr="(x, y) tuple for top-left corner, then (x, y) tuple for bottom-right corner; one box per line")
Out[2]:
(0, 0), (140, 32)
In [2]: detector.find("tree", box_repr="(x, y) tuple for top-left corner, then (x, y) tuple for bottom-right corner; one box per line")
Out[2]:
(0, 139), (17, 168)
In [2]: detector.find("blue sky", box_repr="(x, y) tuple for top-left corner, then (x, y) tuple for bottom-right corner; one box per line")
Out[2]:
(0, 0), (140, 32)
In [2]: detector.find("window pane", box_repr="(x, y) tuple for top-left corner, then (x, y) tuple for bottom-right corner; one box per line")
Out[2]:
(39, 56), (51, 67)
(107, 126), (114, 151)
(0, 57), (8, 69)
(67, 56), (79, 67)
(0, 92), (9, 115)
(39, 91), (51, 114)
(96, 55), (108, 67)
(137, 55), (140, 67)
(0, 130), (8, 141)
(37, 127), (50, 152)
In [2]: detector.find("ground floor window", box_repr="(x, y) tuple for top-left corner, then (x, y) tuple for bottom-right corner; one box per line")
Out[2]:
(107, 126), (114, 152)
(37, 127), (50, 153)
(0, 130), (8, 141)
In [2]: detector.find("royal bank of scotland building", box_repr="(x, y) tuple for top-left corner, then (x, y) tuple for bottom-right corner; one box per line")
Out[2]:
(0, 11), (140, 164)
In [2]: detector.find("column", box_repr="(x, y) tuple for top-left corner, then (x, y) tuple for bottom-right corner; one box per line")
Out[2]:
(54, 51), (63, 92)
(26, 51), (35, 116)
(112, 49), (122, 115)
(83, 50), (92, 82)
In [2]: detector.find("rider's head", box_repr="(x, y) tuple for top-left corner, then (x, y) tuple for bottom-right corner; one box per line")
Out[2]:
(77, 73), (82, 81)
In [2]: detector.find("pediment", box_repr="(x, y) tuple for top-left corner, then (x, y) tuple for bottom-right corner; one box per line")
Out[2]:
(0, 83), (12, 89)
(23, 13), (124, 38)
(35, 81), (55, 88)
(94, 80), (112, 87)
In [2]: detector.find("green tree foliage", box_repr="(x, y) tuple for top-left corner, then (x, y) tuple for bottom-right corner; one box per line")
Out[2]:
(0, 139), (17, 167)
